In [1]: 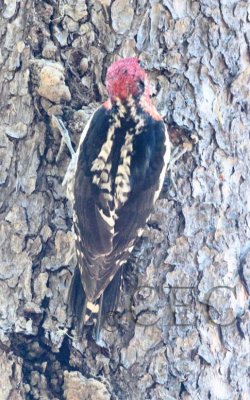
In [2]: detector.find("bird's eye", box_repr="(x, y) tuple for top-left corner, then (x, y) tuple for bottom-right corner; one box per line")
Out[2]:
(138, 60), (145, 68)
(138, 79), (145, 93)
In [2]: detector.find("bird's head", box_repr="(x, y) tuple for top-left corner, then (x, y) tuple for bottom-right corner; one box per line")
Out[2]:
(105, 57), (150, 103)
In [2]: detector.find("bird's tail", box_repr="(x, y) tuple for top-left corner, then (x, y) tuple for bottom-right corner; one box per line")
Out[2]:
(67, 266), (123, 340)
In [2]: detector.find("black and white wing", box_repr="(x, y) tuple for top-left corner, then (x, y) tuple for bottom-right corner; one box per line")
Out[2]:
(72, 104), (170, 302)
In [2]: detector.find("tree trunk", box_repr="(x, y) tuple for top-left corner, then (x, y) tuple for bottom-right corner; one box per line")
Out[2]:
(0, 0), (249, 399)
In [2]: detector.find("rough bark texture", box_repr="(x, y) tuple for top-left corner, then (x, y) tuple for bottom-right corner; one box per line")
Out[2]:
(0, 0), (249, 399)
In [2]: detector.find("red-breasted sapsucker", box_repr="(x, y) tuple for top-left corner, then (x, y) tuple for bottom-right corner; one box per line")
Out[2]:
(66, 57), (171, 340)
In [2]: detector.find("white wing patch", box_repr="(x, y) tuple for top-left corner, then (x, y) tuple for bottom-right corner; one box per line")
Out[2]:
(128, 95), (145, 134)
(89, 115), (136, 238)
(91, 116), (120, 181)
(91, 117), (122, 205)
(97, 207), (116, 229)
(115, 131), (134, 208)
(153, 126), (171, 203)
(63, 108), (100, 204)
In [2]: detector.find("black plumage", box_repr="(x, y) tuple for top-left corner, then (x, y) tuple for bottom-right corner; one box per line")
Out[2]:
(68, 99), (169, 339)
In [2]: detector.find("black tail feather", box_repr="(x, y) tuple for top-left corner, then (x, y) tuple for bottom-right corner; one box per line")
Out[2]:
(102, 266), (123, 318)
(95, 293), (103, 341)
(67, 266), (123, 340)
(67, 266), (85, 323)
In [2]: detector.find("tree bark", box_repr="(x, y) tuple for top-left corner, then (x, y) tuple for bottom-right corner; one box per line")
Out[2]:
(0, 0), (249, 399)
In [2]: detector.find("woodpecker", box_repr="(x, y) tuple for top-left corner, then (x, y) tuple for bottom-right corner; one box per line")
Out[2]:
(64, 57), (171, 340)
